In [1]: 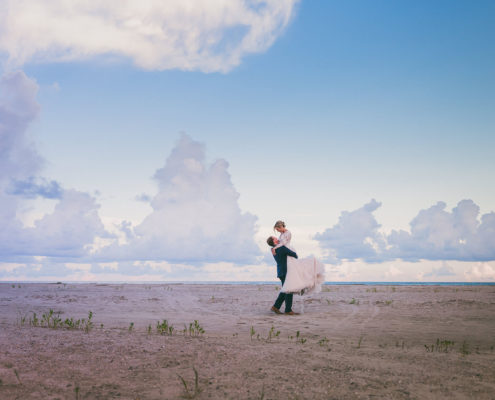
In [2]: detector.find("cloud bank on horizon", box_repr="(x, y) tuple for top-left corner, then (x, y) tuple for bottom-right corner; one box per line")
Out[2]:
(0, 0), (299, 72)
(315, 199), (495, 265)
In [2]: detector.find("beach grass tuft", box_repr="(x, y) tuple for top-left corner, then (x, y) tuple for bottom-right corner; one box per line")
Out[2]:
(177, 366), (201, 399)
(156, 319), (174, 335)
(24, 309), (94, 332)
(424, 338), (455, 353)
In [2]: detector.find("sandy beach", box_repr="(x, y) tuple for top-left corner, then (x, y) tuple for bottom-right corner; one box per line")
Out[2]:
(0, 283), (494, 399)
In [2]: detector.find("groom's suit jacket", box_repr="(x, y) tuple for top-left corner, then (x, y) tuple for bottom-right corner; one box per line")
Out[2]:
(273, 246), (298, 278)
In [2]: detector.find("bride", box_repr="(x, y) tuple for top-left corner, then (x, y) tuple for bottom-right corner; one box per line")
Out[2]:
(270, 220), (325, 295)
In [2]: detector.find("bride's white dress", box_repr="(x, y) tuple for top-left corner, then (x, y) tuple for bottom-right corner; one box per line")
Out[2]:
(282, 255), (326, 294)
(275, 230), (325, 295)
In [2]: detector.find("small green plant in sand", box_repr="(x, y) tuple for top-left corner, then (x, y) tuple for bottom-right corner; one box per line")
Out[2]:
(395, 340), (405, 349)
(250, 326), (256, 341)
(63, 311), (94, 332)
(147, 324), (152, 335)
(258, 384), (266, 399)
(266, 326), (280, 342)
(14, 369), (21, 384)
(318, 337), (329, 347)
(384, 300), (393, 306)
(187, 320), (205, 337)
(128, 322), (134, 332)
(177, 367), (201, 399)
(349, 298), (359, 305)
(74, 385), (80, 400)
(30, 312), (39, 326)
(84, 311), (94, 332)
(326, 299), (331, 305)
(391, 287), (396, 292)
(357, 336), (364, 349)
(41, 309), (63, 328)
(27, 310), (94, 332)
(17, 312), (28, 326)
(295, 331), (306, 344)
(156, 319), (174, 335)
(424, 338), (455, 353)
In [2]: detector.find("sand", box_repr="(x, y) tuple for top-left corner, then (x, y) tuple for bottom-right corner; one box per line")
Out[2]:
(0, 283), (494, 399)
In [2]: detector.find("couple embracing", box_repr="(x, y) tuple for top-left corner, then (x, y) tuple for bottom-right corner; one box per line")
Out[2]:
(267, 220), (326, 315)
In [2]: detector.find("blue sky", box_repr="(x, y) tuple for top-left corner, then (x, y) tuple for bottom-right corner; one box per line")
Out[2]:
(1, 0), (494, 282)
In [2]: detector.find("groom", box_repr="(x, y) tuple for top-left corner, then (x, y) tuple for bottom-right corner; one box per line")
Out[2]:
(267, 236), (299, 315)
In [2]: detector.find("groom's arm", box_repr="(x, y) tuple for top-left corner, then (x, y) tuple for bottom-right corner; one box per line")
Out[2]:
(279, 246), (298, 259)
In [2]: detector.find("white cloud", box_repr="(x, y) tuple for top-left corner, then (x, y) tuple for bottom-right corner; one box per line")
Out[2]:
(0, 70), (261, 273)
(132, 260), (172, 273)
(98, 262), (119, 271)
(314, 199), (387, 264)
(315, 199), (495, 264)
(0, 263), (24, 273)
(388, 200), (495, 262)
(464, 263), (495, 281)
(384, 265), (402, 279)
(0, 0), (299, 72)
(0, 71), (108, 261)
(99, 134), (260, 264)
(423, 261), (456, 278)
(65, 262), (91, 271)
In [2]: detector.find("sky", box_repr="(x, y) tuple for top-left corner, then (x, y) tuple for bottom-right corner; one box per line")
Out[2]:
(1, 0), (494, 282)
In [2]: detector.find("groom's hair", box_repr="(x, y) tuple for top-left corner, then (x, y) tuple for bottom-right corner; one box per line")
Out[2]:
(266, 236), (275, 247)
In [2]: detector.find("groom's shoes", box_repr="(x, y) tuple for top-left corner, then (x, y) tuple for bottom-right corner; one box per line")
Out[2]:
(270, 306), (283, 314)
(285, 311), (300, 315)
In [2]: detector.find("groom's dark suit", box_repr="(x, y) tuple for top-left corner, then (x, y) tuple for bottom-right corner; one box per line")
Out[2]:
(273, 246), (298, 313)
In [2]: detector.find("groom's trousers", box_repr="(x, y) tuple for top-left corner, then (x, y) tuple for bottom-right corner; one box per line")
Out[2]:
(273, 275), (293, 313)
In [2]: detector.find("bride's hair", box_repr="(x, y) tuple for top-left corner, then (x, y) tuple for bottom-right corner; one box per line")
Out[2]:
(267, 237), (276, 247)
(273, 220), (285, 230)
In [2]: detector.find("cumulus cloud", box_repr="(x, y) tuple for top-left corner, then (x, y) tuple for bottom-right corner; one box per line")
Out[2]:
(423, 262), (456, 278)
(388, 200), (495, 262)
(0, 0), (299, 72)
(0, 70), (107, 261)
(0, 70), (260, 273)
(464, 263), (495, 281)
(100, 134), (260, 264)
(316, 199), (495, 264)
(313, 199), (387, 264)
